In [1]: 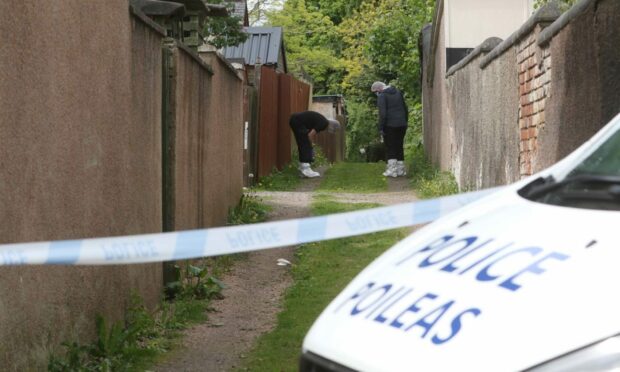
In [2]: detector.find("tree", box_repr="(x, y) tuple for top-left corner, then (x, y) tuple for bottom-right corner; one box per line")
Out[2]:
(248, 0), (283, 26)
(203, 1), (248, 48)
(305, 0), (365, 25)
(534, 0), (577, 12)
(267, 0), (343, 93)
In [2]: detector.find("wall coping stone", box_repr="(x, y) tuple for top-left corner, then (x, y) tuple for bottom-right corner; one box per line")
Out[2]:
(446, 37), (502, 77)
(538, 0), (597, 46)
(426, 0), (444, 87)
(479, 2), (561, 69)
(198, 46), (244, 82)
(170, 39), (215, 75)
(129, 4), (167, 36)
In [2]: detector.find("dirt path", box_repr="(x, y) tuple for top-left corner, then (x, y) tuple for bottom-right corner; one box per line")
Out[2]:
(154, 174), (415, 372)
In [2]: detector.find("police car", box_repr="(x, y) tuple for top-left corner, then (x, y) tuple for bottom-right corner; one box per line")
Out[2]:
(301, 113), (620, 372)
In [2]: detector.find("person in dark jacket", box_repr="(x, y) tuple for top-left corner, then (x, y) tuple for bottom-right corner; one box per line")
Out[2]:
(371, 81), (408, 177)
(289, 111), (340, 178)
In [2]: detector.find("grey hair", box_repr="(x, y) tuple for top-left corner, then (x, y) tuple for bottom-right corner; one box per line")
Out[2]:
(327, 119), (341, 133)
(371, 81), (387, 92)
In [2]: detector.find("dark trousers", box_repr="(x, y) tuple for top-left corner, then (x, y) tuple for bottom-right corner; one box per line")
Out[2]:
(384, 126), (407, 160)
(290, 119), (313, 163)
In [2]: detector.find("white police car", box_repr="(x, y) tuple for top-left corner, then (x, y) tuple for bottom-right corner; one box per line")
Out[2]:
(301, 113), (620, 372)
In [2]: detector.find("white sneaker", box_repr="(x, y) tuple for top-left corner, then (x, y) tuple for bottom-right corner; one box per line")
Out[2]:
(396, 161), (407, 177)
(383, 159), (398, 178)
(299, 163), (320, 178)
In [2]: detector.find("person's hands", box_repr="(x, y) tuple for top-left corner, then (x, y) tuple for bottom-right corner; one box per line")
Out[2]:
(308, 128), (317, 142)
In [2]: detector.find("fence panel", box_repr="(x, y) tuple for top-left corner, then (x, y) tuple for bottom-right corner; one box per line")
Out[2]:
(277, 74), (311, 169)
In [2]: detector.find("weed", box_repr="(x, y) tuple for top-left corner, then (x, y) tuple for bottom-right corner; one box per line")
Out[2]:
(47, 294), (205, 372)
(407, 145), (459, 198)
(164, 262), (225, 301)
(48, 190), (272, 371)
(228, 191), (271, 225)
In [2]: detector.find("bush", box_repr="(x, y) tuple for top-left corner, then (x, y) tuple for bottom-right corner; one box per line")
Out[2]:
(345, 100), (379, 161)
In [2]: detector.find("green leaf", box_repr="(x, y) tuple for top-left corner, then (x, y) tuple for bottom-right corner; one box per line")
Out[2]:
(187, 265), (205, 278)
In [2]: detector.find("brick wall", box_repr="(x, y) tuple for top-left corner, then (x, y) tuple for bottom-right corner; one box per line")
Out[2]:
(517, 25), (552, 177)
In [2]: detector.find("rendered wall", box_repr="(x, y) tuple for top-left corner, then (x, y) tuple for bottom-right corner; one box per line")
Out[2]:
(446, 39), (519, 189)
(538, 0), (620, 170)
(167, 43), (212, 230)
(0, 2), (163, 369)
(199, 52), (245, 227)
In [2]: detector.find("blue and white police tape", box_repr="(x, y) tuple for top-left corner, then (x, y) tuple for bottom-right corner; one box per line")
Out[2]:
(0, 188), (498, 266)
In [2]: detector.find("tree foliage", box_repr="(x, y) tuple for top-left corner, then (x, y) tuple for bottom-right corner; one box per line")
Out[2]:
(203, 1), (248, 48)
(305, 0), (365, 25)
(248, 0), (284, 26)
(264, 0), (435, 158)
(267, 0), (343, 93)
(534, 0), (577, 12)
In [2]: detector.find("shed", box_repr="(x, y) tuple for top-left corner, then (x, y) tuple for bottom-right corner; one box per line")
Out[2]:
(222, 27), (287, 73)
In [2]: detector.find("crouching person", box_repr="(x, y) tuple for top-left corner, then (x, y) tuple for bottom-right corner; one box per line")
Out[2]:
(289, 111), (340, 178)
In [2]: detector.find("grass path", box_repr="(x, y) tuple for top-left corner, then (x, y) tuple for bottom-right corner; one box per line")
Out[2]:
(239, 163), (417, 371)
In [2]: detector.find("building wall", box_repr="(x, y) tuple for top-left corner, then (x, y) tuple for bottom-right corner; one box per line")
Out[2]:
(445, 0), (533, 48)
(424, 3), (452, 171)
(0, 2), (163, 369)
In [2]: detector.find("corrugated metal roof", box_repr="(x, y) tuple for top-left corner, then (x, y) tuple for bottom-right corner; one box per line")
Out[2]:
(222, 27), (285, 70)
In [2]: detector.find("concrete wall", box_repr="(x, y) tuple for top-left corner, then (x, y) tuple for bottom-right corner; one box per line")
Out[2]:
(423, 0), (619, 189)
(199, 52), (245, 227)
(538, 0), (620, 171)
(0, 1), (163, 369)
(445, 36), (520, 189)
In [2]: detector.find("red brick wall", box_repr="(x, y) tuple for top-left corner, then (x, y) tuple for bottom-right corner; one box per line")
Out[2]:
(517, 25), (552, 177)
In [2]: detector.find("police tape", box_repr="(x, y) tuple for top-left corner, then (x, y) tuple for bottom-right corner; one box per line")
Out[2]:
(0, 188), (498, 266)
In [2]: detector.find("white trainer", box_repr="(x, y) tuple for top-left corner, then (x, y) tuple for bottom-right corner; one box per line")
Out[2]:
(383, 159), (398, 178)
(396, 160), (407, 177)
(299, 163), (320, 178)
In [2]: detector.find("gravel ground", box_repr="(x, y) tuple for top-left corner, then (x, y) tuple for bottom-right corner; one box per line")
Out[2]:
(154, 173), (416, 372)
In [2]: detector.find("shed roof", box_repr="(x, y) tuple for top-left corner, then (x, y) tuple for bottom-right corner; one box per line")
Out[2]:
(222, 27), (287, 71)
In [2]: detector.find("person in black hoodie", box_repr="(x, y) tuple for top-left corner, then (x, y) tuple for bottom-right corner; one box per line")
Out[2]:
(289, 111), (341, 178)
(371, 81), (408, 177)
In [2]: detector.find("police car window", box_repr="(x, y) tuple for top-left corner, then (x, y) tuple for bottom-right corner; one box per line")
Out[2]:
(567, 128), (620, 178)
(519, 128), (620, 211)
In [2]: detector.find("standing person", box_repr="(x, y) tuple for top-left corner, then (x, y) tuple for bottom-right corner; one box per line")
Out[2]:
(371, 81), (408, 177)
(289, 111), (340, 178)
